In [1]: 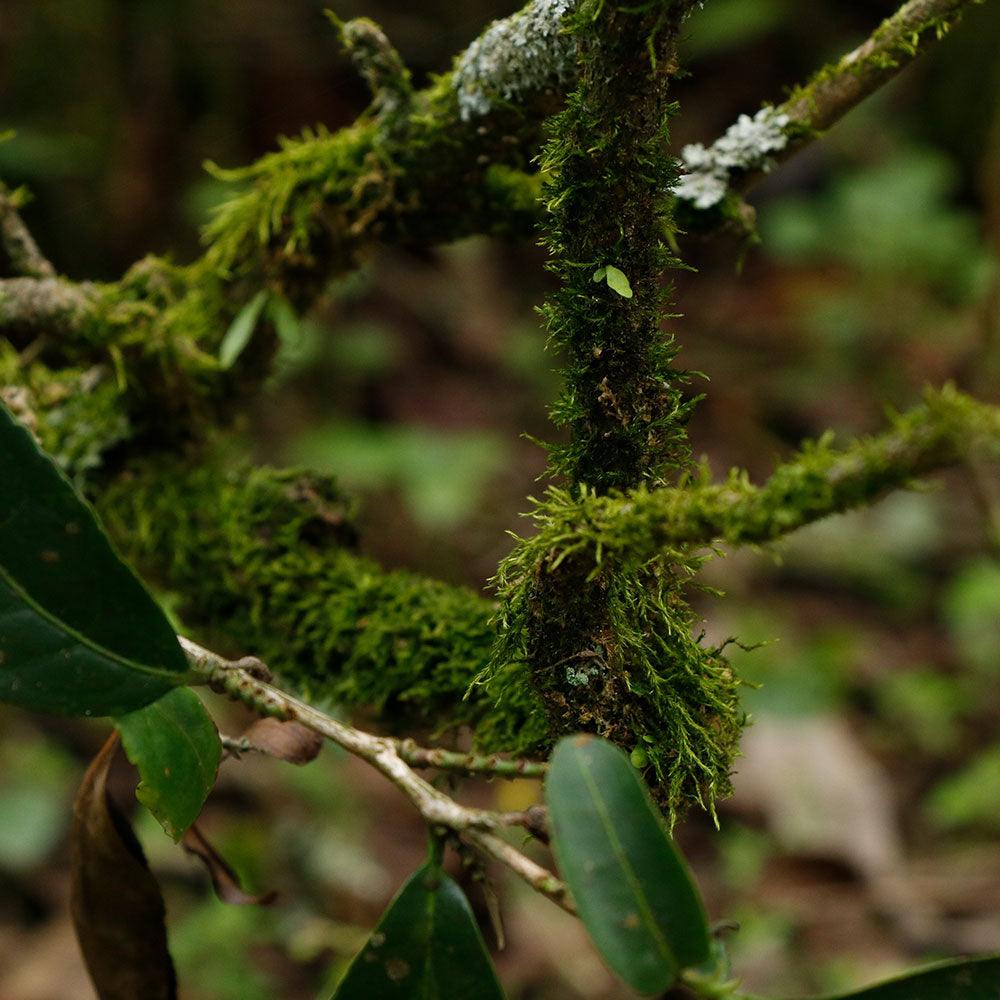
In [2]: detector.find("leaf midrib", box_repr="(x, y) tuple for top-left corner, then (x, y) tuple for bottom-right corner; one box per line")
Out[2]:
(574, 751), (678, 975)
(0, 565), (188, 687)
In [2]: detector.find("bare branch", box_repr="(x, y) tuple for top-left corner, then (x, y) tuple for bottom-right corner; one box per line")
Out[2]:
(179, 636), (573, 915)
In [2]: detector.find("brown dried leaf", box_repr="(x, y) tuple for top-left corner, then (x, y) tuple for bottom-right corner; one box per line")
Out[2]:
(182, 823), (277, 906)
(70, 733), (176, 1000)
(240, 717), (323, 765)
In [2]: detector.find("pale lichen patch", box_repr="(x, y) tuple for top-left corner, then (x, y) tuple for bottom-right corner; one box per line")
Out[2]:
(672, 106), (790, 209)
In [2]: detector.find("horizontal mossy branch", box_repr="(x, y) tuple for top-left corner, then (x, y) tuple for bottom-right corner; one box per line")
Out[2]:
(505, 386), (1000, 571)
(93, 458), (547, 755)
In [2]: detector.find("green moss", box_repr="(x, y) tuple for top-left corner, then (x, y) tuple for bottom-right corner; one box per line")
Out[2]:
(199, 29), (550, 301)
(487, 488), (744, 819)
(475, 0), (743, 820)
(0, 343), (129, 481)
(95, 458), (548, 750)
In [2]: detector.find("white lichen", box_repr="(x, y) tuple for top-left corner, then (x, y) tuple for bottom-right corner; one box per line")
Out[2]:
(671, 170), (729, 210)
(671, 106), (790, 209)
(565, 662), (600, 687)
(453, 0), (578, 121)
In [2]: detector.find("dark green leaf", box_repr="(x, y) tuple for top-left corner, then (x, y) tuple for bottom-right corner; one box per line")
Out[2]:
(331, 862), (506, 1000)
(219, 290), (269, 368)
(71, 733), (177, 1000)
(546, 735), (710, 995)
(0, 403), (190, 716)
(809, 955), (1000, 999)
(116, 687), (220, 840)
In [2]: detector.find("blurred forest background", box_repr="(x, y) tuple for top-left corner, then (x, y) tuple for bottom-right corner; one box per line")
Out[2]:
(1, 1), (999, 997)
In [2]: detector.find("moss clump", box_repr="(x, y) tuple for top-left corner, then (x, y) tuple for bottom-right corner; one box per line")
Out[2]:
(0, 342), (130, 481)
(200, 21), (556, 303)
(489, 488), (744, 818)
(95, 458), (548, 750)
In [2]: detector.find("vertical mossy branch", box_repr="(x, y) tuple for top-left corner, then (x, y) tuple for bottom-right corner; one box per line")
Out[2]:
(487, 0), (743, 820)
(542, 2), (693, 492)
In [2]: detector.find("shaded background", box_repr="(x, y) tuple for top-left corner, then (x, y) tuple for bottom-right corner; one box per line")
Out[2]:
(1, 1), (999, 997)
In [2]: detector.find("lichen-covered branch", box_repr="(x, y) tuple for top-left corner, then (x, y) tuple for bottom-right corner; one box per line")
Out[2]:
(674, 0), (986, 215)
(182, 637), (573, 914)
(0, 277), (94, 344)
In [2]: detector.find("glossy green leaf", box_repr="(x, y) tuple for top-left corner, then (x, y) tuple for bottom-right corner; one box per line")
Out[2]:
(0, 403), (190, 716)
(809, 955), (1000, 999)
(331, 862), (506, 1000)
(219, 289), (268, 368)
(117, 688), (220, 840)
(546, 735), (710, 995)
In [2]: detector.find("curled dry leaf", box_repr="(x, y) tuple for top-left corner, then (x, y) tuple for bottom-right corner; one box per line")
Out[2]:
(182, 823), (278, 906)
(239, 716), (324, 765)
(70, 733), (177, 1000)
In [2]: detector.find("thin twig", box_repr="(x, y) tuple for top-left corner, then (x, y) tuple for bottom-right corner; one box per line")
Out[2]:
(677, 0), (985, 216)
(756, 0), (983, 188)
(396, 738), (547, 780)
(179, 636), (574, 915)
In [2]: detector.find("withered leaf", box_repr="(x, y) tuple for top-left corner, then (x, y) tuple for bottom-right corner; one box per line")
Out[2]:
(182, 823), (277, 906)
(239, 717), (323, 765)
(70, 733), (176, 1000)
